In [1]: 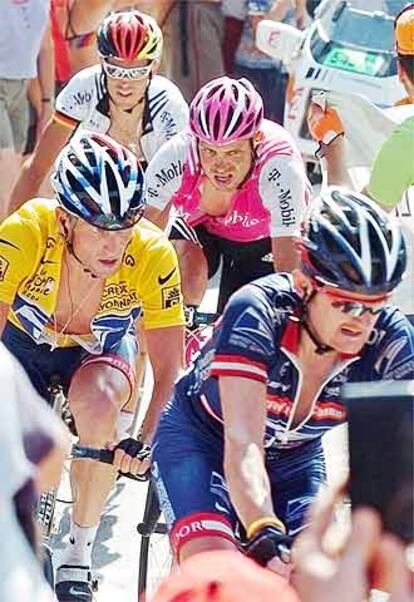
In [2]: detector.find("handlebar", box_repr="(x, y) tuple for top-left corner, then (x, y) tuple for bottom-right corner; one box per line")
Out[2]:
(70, 443), (150, 482)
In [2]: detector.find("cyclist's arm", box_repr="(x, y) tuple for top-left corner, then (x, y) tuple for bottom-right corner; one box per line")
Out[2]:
(144, 133), (189, 229)
(138, 234), (185, 441)
(260, 153), (310, 272)
(8, 118), (75, 214)
(221, 375), (274, 528)
(141, 324), (184, 443)
(210, 282), (280, 529)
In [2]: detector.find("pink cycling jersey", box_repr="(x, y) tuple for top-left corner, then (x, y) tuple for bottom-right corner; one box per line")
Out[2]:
(145, 119), (311, 243)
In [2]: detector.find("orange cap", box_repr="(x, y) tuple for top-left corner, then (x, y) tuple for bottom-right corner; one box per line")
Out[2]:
(395, 4), (414, 55)
(151, 551), (299, 602)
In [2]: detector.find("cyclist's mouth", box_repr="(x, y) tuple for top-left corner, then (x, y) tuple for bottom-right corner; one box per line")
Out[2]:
(99, 258), (118, 268)
(213, 174), (233, 186)
(117, 90), (133, 98)
(340, 326), (363, 338)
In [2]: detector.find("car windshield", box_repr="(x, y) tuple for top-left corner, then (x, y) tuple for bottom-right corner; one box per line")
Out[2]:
(311, 2), (400, 77)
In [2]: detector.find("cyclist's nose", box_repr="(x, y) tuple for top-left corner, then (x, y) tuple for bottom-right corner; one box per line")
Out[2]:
(213, 156), (232, 172)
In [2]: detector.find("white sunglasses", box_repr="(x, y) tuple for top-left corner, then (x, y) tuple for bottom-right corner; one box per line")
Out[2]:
(102, 61), (152, 80)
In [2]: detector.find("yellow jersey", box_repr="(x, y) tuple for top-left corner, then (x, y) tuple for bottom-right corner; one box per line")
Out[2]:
(0, 198), (185, 353)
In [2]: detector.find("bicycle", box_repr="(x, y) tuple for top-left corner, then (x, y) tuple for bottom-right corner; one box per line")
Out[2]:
(137, 310), (218, 600)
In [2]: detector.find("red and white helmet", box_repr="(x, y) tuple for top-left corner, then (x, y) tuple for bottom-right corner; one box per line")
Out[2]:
(190, 77), (264, 144)
(97, 10), (163, 62)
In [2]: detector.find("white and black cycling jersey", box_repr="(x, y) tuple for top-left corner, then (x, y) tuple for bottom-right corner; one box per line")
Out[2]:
(54, 65), (189, 164)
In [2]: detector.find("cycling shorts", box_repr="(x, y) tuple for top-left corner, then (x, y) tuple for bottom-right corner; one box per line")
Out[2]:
(152, 387), (326, 557)
(170, 220), (274, 313)
(2, 322), (137, 403)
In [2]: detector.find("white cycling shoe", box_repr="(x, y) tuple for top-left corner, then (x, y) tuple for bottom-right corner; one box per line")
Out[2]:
(55, 564), (97, 601)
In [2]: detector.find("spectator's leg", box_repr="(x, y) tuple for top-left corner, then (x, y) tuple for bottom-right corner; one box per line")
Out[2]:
(0, 79), (29, 217)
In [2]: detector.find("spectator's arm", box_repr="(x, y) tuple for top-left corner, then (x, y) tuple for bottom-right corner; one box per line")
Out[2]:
(9, 118), (74, 213)
(268, 0), (294, 21)
(36, 23), (55, 142)
(147, 0), (177, 26)
(294, 0), (307, 29)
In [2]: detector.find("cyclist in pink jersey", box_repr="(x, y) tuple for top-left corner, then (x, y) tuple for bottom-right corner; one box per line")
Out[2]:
(145, 77), (311, 317)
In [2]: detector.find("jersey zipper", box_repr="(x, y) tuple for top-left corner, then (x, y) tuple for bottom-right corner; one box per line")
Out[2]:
(279, 348), (359, 445)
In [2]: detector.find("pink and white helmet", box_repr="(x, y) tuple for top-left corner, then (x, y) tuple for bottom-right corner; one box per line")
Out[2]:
(189, 77), (264, 144)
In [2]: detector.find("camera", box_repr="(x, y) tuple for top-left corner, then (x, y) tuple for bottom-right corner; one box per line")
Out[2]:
(342, 380), (413, 544)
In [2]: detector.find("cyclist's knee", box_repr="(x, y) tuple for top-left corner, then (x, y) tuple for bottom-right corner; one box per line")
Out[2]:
(68, 363), (130, 443)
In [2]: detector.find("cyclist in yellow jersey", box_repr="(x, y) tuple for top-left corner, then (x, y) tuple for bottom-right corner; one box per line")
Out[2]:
(0, 131), (185, 601)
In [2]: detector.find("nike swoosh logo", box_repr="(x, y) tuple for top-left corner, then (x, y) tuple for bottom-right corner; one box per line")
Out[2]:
(68, 586), (90, 598)
(158, 267), (177, 286)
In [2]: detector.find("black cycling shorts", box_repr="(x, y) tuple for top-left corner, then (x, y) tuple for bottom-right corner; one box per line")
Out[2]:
(170, 217), (274, 313)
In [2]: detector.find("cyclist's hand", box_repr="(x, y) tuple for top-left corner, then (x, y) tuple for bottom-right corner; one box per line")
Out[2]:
(307, 102), (344, 147)
(245, 525), (293, 579)
(109, 437), (151, 478)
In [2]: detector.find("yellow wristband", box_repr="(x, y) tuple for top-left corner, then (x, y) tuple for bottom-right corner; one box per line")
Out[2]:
(246, 516), (286, 540)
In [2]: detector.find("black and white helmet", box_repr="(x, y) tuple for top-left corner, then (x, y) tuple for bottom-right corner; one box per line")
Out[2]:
(300, 187), (407, 295)
(51, 131), (146, 230)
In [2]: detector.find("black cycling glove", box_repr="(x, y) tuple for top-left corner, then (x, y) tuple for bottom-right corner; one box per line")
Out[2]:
(244, 525), (292, 566)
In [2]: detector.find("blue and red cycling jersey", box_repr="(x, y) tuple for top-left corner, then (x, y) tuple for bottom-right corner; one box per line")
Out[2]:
(175, 273), (414, 449)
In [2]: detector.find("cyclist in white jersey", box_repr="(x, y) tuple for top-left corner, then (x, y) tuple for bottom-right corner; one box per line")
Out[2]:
(145, 76), (311, 317)
(9, 10), (189, 214)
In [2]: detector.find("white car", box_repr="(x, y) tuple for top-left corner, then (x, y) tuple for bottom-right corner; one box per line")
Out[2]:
(256, 0), (407, 168)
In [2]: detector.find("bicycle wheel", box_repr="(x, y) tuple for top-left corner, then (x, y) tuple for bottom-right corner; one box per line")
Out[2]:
(137, 479), (172, 600)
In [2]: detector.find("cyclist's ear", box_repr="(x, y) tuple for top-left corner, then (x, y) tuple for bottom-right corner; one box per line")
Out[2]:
(292, 269), (312, 298)
(55, 208), (74, 240)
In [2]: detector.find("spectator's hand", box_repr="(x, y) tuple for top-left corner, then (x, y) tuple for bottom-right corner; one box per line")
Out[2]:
(307, 101), (344, 146)
(292, 485), (413, 602)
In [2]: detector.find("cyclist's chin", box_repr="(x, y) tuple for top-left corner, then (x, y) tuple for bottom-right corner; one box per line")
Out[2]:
(113, 93), (139, 110)
(91, 259), (121, 278)
(332, 329), (368, 354)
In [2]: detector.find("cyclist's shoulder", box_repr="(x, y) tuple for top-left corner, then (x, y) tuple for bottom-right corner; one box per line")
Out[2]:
(255, 119), (303, 173)
(257, 119), (298, 152)
(147, 75), (188, 115)
(2, 198), (59, 236)
(129, 217), (175, 255)
(55, 65), (103, 108)
(226, 273), (300, 325)
(146, 131), (193, 173)
(359, 306), (414, 379)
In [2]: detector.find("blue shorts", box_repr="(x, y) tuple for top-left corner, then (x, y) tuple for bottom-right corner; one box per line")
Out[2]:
(2, 322), (137, 402)
(153, 388), (326, 556)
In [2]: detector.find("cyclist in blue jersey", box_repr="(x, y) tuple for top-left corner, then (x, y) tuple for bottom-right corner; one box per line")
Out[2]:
(152, 187), (413, 577)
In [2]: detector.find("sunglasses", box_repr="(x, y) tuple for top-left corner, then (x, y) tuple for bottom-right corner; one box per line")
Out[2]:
(320, 288), (389, 317)
(102, 61), (152, 80)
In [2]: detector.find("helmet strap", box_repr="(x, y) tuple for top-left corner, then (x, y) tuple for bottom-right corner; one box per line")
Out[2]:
(62, 221), (99, 279)
(299, 291), (334, 355)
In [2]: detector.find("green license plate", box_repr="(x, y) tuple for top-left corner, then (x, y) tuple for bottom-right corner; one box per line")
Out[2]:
(322, 46), (385, 77)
